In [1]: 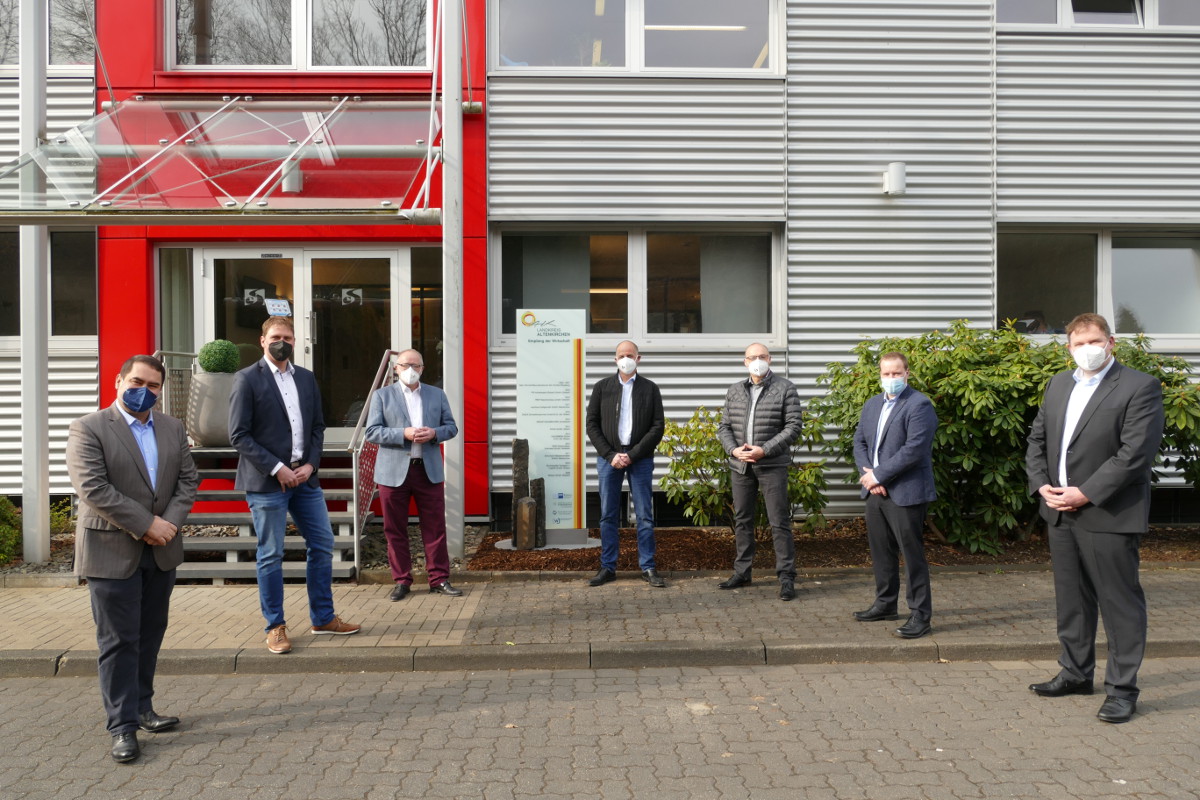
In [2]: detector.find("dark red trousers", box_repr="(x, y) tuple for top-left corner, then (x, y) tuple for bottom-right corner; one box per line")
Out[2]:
(378, 461), (450, 587)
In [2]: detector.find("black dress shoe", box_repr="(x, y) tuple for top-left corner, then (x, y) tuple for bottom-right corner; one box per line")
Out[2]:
(642, 569), (666, 588)
(138, 710), (180, 733)
(779, 579), (796, 601)
(717, 573), (752, 590)
(1097, 696), (1136, 723)
(430, 581), (463, 597)
(111, 732), (140, 763)
(852, 604), (900, 622)
(1029, 674), (1094, 697)
(894, 614), (932, 639)
(389, 584), (411, 602)
(588, 568), (616, 587)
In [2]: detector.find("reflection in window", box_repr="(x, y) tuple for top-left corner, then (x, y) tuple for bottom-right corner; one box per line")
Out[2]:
(997, 0), (1058, 24)
(176, 0), (292, 66)
(501, 233), (628, 334)
(644, 0), (770, 69)
(159, 249), (195, 354)
(497, 0), (625, 68)
(0, 233), (16, 334)
(1072, 0), (1141, 26)
(312, 0), (426, 67)
(1159, 0), (1200, 25)
(50, 0), (96, 65)
(996, 233), (1096, 333)
(50, 231), (97, 335)
(1112, 238), (1200, 334)
(647, 233), (771, 334)
(411, 247), (444, 387)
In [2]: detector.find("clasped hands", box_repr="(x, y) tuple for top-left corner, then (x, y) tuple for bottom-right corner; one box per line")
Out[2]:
(275, 462), (314, 490)
(143, 515), (178, 546)
(610, 452), (632, 469)
(733, 443), (765, 464)
(859, 468), (888, 496)
(405, 426), (437, 444)
(1039, 484), (1089, 512)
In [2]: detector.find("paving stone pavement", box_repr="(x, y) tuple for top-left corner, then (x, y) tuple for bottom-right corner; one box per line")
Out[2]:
(1, 567), (1199, 675)
(3, 657), (1200, 799)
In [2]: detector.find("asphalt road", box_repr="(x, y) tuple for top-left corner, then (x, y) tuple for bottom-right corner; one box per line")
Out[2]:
(4, 657), (1200, 799)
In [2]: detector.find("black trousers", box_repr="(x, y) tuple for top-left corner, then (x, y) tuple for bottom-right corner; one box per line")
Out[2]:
(87, 545), (175, 735)
(1047, 519), (1146, 701)
(864, 493), (932, 621)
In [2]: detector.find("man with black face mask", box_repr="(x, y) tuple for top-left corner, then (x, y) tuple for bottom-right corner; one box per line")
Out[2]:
(230, 316), (361, 655)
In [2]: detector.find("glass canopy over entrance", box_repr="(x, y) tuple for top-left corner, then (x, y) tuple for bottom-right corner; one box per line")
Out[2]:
(0, 95), (441, 224)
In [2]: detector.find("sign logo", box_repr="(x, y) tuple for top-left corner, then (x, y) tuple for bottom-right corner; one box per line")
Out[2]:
(520, 312), (537, 327)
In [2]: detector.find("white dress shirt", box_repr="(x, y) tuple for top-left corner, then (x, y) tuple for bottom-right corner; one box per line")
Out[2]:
(618, 373), (636, 446)
(873, 394), (899, 468)
(265, 356), (305, 473)
(401, 382), (424, 458)
(1058, 357), (1117, 487)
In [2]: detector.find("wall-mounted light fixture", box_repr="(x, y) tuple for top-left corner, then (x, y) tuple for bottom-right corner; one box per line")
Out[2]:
(882, 161), (906, 195)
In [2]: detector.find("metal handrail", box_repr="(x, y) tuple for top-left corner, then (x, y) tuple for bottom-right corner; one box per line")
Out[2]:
(152, 349), (198, 423)
(347, 349), (402, 577)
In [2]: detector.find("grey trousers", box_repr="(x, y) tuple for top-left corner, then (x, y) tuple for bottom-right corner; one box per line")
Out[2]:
(730, 464), (795, 580)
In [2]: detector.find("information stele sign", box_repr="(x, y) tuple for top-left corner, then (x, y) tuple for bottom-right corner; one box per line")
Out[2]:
(516, 309), (586, 531)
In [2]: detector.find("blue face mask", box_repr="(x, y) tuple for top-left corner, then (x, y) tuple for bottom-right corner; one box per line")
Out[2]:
(880, 377), (906, 397)
(122, 386), (159, 414)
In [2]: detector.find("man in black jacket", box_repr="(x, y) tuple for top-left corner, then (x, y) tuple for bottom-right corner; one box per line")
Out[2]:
(716, 343), (804, 601)
(585, 341), (666, 587)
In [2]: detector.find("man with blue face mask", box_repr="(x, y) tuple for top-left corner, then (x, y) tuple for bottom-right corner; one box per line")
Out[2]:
(67, 355), (198, 763)
(1026, 313), (1163, 724)
(851, 352), (938, 639)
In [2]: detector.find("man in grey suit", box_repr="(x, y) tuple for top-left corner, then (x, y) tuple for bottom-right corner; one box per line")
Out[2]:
(365, 349), (462, 599)
(67, 354), (198, 763)
(851, 351), (938, 639)
(716, 343), (804, 601)
(1026, 313), (1164, 724)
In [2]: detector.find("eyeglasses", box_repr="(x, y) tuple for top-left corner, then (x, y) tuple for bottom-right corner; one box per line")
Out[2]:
(397, 362), (424, 369)
(744, 354), (769, 361)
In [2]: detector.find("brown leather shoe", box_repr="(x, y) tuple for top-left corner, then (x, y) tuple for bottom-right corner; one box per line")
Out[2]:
(266, 624), (292, 654)
(311, 615), (361, 636)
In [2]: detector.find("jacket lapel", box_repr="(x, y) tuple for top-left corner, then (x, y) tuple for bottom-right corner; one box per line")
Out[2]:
(106, 405), (154, 490)
(1068, 363), (1122, 448)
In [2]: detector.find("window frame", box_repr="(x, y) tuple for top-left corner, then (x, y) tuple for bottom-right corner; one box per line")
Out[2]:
(166, 0), (434, 72)
(997, 226), (1200, 351)
(0, 226), (98, 350)
(997, 0), (1200, 31)
(488, 0), (784, 77)
(490, 223), (785, 349)
(0, 0), (98, 74)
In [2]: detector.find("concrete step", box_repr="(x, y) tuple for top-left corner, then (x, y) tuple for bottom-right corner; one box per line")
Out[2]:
(183, 535), (356, 551)
(192, 489), (355, 502)
(186, 511), (355, 527)
(176, 562), (356, 580)
(196, 469), (355, 481)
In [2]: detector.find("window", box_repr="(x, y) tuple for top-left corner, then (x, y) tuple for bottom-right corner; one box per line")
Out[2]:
(0, 0), (96, 67)
(498, 228), (777, 340)
(173, 0), (428, 69)
(0, 229), (97, 337)
(997, 230), (1200, 339)
(494, 0), (776, 73)
(998, 0), (1200, 27)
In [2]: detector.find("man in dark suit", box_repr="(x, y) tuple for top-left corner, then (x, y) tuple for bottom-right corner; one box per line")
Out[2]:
(585, 340), (666, 588)
(67, 354), (198, 763)
(365, 349), (463, 600)
(851, 351), (938, 639)
(229, 316), (361, 655)
(1026, 312), (1164, 724)
(716, 343), (804, 601)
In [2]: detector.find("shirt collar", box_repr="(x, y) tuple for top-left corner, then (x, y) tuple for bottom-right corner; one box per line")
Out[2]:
(263, 355), (294, 377)
(114, 401), (153, 428)
(619, 372), (637, 386)
(401, 381), (422, 397)
(1072, 356), (1117, 386)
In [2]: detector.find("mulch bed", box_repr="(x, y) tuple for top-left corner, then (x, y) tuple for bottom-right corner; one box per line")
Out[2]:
(467, 519), (1200, 572)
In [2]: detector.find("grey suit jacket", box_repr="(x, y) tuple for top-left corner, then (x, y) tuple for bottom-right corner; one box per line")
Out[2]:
(364, 382), (458, 487)
(1026, 360), (1164, 533)
(67, 404), (198, 579)
(852, 385), (938, 507)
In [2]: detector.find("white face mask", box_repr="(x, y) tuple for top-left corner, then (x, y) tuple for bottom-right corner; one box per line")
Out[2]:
(400, 367), (421, 386)
(616, 356), (637, 375)
(1071, 343), (1108, 372)
(747, 358), (770, 378)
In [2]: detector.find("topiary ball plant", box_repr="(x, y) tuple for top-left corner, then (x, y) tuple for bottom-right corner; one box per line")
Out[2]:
(197, 339), (240, 373)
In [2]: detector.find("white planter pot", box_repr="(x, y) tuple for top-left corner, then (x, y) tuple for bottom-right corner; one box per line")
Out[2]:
(187, 372), (236, 447)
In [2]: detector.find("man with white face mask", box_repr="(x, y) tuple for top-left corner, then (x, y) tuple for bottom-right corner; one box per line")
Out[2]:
(1026, 313), (1163, 724)
(585, 341), (666, 587)
(366, 349), (462, 599)
(716, 343), (804, 600)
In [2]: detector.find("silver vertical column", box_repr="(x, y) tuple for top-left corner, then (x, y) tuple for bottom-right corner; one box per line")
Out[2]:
(442, 0), (466, 558)
(20, 0), (51, 562)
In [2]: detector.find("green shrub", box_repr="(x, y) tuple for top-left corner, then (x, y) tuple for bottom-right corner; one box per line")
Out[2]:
(806, 320), (1200, 554)
(197, 339), (240, 373)
(0, 496), (21, 565)
(657, 406), (827, 535)
(49, 497), (75, 536)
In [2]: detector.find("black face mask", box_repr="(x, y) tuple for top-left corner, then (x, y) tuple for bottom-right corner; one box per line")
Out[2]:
(268, 340), (294, 362)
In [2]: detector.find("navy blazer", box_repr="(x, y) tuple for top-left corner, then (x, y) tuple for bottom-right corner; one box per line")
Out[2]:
(852, 385), (938, 507)
(229, 358), (327, 493)
(364, 382), (458, 487)
(1026, 360), (1164, 532)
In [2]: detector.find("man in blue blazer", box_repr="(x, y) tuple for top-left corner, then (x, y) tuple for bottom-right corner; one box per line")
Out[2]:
(1026, 313), (1163, 724)
(852, 351), (938, 639)
(229, 316), (361, 654)
(365, 349), (462, 599)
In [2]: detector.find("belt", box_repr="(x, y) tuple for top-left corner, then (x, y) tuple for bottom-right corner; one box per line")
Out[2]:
(290, 460), (304, 469)
(410, 458), (423, 465)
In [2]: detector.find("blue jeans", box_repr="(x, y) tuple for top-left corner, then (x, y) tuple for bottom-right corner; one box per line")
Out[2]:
(247, 482), (335, 631)
(596, 455), (656, 571)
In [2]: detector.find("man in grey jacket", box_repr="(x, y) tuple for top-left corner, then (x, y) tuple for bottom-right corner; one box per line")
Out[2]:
(716, 343), (804, 600)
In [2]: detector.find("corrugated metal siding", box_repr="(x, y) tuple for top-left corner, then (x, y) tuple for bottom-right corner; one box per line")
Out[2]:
(0, 76), (96, 163)
(487, 77), (787, 221)
(0, 348), (99, 495)
(786, 0), (997, 513)
(996, 34), (1200, 224)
